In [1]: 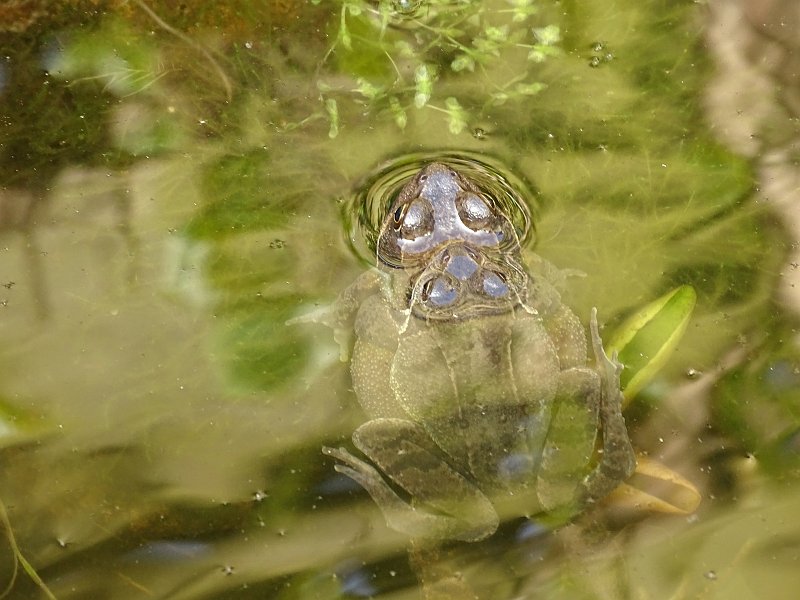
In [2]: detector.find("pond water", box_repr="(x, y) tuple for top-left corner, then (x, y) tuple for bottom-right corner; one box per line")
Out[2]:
(1, 1), (799, 599)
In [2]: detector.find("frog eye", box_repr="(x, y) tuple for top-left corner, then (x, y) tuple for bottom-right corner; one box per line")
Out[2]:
(420, 276), (458, 307)
(482, 270), (510, 299)
(395, 198), (434, 241)
(457, 192), (498, 232)
(392, 203), (408, 228)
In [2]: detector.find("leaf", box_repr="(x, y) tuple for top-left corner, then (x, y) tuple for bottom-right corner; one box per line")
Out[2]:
(1, 497), (57, 599)
(532, 24), (561, 45)
(606, 455), (701, 515)
(514, 82), (546, 96)
(450, 54), (475, 72)
(608, 285), (696, 403)
(414, 64), (435, 108)
(389, 97), (407, 129)
(445, 97), (467, 134)
(325, 98), (340, 138)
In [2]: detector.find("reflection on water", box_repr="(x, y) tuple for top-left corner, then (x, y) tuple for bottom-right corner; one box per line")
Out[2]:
(0, 1), (798, 598)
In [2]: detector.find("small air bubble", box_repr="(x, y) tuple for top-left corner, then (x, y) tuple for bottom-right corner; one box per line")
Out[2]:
(472, 127), (487, 140)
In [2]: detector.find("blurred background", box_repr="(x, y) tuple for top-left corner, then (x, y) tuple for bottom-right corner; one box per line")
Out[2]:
(0, 1), (798, 598)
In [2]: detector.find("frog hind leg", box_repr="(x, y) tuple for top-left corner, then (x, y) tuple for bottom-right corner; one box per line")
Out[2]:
(535, 367), (602, 515)
(535, 309), (637, 516)
(581, 307), (636, 501)
(324, 418), (498, 542)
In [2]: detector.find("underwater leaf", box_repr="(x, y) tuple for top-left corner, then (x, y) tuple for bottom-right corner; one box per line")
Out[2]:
(1, 498), (56, 599)
(607, 455), (701, 515)
(608, 285), (697, 403)
(354, 77), (384, 100)
(389, 97), (407, 129)
(532, 24), (561, 45)
(445, 97), (468, 134)
(414, 64), (435, 108)
(514, 82), (546, 96)
(325, 98), (340, 138)
(451, 54), (475, 72)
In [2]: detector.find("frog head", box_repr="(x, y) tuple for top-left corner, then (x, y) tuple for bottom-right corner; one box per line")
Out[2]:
(377, 163), (518, 269)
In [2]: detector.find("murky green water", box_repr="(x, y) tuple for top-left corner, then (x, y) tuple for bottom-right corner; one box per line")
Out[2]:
(1, 1), (799, 598)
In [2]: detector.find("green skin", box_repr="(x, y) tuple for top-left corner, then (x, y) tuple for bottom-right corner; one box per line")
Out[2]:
(319, 163), (636, 542)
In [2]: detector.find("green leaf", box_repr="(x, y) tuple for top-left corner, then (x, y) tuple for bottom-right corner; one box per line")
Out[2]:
(608, 285), (697, 403)
(485, 25), (509, 42)
(325, 98), (339, 138)
(354, 77), (383, 100)
(414, 63), (435, 108)
(444, 97), (467, 134)
(389, 96), (407, 129)
(451, 54), (475, 72)
(514, 82), (546, 96)
(532, 24), (561, 46)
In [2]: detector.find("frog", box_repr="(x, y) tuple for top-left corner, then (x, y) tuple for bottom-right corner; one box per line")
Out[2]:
(307, 162), (636, 542)
(376, 162), (519, 268)
(321, 256), (635, 540)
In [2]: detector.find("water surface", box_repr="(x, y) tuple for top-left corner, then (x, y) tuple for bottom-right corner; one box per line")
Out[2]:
(0, 1), (798, 598)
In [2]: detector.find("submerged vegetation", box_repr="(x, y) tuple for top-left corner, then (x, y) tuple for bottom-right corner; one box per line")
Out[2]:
(0, 1), (796, 598)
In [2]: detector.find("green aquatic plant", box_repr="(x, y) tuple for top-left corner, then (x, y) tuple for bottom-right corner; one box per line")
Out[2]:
(606, 285), (701, 514)
(0, 498), (56, 600)
(310, 0), (561, 136)
(609, 285), (698, 404)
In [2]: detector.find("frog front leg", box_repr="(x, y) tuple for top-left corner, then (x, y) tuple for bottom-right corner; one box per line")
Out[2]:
(288, 269), (383, 360)
(324, 418), (499, 542)
(581, 307), (637, 501)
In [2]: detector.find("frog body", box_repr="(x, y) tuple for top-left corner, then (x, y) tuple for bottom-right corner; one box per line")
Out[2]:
(319, 163), (635, 541)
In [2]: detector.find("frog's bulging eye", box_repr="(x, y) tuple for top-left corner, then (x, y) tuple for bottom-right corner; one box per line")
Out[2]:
(421, 276), (458, 307)
(394, 198), (434, 242)
(482, 271), (510, 299)
(393, 203), (408, 228)
(457, 192), (497, 232)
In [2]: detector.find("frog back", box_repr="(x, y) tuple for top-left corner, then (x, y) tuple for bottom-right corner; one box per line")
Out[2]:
(390, 311), (561, 487)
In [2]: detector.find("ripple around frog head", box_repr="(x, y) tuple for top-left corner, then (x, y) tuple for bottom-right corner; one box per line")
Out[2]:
(345, 152), (536, 268)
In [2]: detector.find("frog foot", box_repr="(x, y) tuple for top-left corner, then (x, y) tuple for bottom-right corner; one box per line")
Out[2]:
(322, 445), (497, 541)
(582, 308), (637, 501)
(323, 445), (452, 539)
(589, 307), (622, 386)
